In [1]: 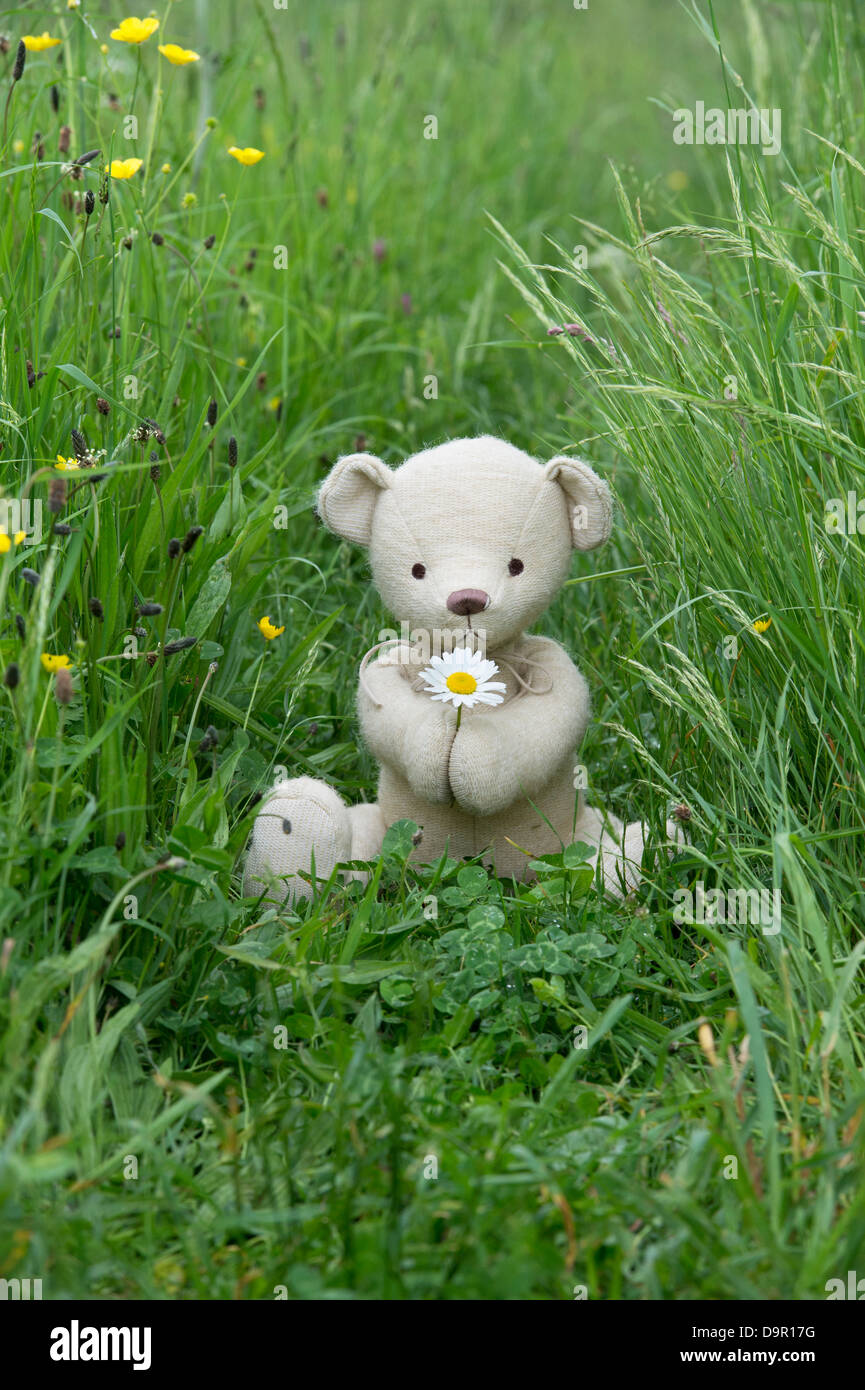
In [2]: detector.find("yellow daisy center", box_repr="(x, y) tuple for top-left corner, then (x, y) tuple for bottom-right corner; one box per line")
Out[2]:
(446, 671), (477, 695)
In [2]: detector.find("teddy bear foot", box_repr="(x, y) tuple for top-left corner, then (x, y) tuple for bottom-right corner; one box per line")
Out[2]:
(581, 809), (686, 899)
(243, 776), (353, 905)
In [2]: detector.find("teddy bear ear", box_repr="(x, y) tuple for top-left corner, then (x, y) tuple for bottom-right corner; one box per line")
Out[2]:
(316, 452), (392, 545)
(544, 456), (613, 551)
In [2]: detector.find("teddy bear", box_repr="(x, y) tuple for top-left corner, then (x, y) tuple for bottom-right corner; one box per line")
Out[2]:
(244, 434), (676, 905)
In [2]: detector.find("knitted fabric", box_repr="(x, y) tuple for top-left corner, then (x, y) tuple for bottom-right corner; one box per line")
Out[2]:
(247, 435), (675, 903)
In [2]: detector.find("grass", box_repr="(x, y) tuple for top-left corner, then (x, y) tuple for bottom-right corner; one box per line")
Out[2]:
(0, 0), (863, 1300)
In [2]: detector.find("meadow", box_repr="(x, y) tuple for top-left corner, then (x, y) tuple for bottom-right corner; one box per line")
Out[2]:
(0, 0), (863, 1300)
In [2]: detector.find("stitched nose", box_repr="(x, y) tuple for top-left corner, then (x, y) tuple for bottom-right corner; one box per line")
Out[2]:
(446, 588), (490, 616)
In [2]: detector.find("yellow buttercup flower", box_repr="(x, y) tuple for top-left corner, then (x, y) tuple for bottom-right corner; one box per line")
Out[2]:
(0, 531), (26, 553)
(228, 146), (265, 166)
(752, 617), (772, 634)
(106, 157), (143, 180)
(257, 616), (285, 641)
(56, 455), (80, 470)
(159, 43), (199, 65)
(41, 653), (73, 672)
(110, 16), (159, 44)
(68, 0), (82, 9)
(23, 33), (62, 52)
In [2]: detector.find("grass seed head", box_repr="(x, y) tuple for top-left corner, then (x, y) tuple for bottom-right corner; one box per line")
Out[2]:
(181, 525), (203, 553)
(70, 427), (88, 460)
(54, 667), (73, 705)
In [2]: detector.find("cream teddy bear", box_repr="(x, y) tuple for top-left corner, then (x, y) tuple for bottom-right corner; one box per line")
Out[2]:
(244, 435), (673, 904)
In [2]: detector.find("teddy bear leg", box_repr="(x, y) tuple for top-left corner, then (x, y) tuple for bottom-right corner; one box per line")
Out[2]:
(243, 776), (352, 905)
(575, 805), (682, 898)
(345, 802), (388, 886)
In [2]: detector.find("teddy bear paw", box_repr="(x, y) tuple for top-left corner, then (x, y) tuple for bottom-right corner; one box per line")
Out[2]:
(244, 776), (352, 905)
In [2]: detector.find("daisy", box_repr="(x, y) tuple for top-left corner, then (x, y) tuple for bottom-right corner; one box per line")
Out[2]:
(419, 646), (506, 710)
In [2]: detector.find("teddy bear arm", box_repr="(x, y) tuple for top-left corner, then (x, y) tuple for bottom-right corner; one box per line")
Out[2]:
(497, 640), (591, 764)
(448, 644), (590, 815)
(357, 661), (456, 803)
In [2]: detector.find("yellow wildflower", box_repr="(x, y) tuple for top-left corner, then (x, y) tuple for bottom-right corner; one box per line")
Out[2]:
(56, 455), (80, 470)
(41, 653), (73, 673)
(161, 162), (171, 173)
(257, 616), (285, 641)
(752, 618), (772, 634)
(0, 532), (26, 553)
(228, 146), (265, 166)
(23, 33), (62, 52)
(158, 43), (199, 65)
(106, 157), (143, 180)
(110, 16), (159, 44)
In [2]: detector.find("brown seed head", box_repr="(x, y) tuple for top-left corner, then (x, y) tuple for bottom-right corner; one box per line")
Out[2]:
(54, 667), (74, 705)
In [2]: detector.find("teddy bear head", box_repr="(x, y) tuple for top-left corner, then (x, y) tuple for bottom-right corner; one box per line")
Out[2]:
(317, 435), (612, 650)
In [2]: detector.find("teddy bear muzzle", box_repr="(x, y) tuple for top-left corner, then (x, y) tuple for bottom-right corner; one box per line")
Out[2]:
(446, 588), (490, 616)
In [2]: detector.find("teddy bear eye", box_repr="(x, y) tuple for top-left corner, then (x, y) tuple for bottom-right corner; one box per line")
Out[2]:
(412, 563), (426, 579)
(508, 558), (524, 576)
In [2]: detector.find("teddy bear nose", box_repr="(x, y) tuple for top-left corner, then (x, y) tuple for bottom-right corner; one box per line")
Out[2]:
(446, 588), (490, 616)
